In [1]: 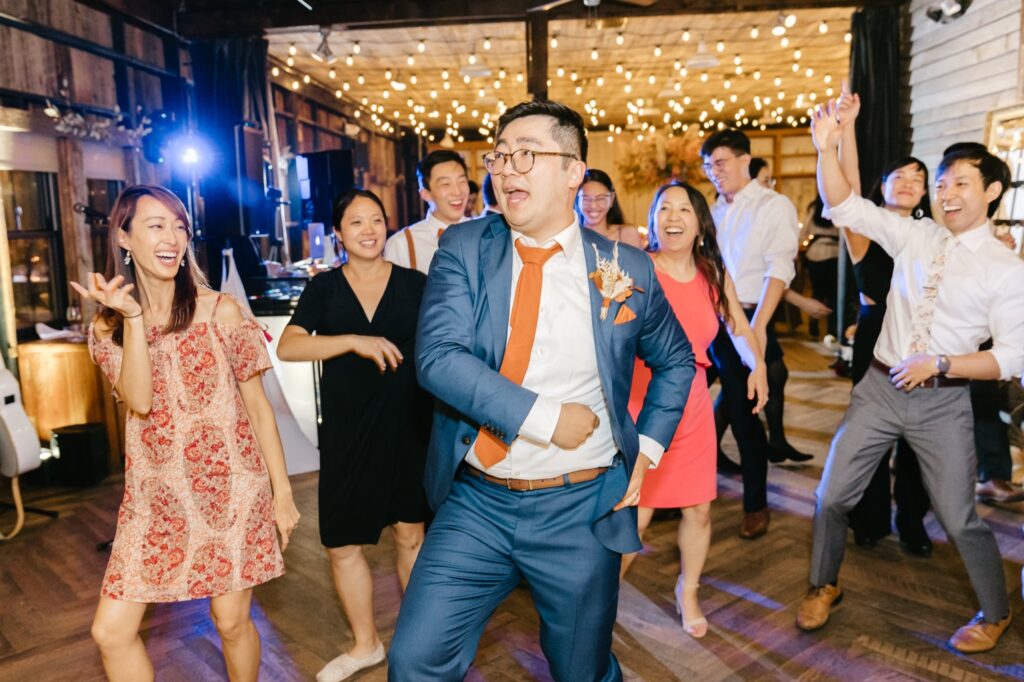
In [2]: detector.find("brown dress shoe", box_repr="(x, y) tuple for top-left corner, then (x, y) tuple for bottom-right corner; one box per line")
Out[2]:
(975, 479), (1024, 504)
(949, 612), (1011, 653)
(796, 584), (843, 631)
(739, 508), (770, 539)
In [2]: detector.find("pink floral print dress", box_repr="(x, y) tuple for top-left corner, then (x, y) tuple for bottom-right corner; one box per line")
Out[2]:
(88, 301), (285, 602)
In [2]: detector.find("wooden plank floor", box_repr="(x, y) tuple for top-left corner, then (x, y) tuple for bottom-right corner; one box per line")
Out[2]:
(2, 337), (1023, 681)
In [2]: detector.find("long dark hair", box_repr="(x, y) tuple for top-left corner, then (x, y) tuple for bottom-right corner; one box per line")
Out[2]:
(579, 168), (626, 225)
(866, 156), (932, 219)
(646, 182), (730, 326)
(101, 184), (207, 345)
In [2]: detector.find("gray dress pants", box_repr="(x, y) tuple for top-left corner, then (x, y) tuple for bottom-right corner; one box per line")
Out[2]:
(809, 364), (1009, 622)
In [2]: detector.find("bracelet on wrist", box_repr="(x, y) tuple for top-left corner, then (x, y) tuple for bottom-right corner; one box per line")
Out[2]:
(123, 311), (143, 319)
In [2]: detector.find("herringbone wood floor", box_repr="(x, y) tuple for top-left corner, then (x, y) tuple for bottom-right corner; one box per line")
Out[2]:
(2, 338), (1023, 681)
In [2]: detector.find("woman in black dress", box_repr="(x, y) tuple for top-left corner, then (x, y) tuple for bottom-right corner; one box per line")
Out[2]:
(835, 92), (933, 556)
(277, 188), (430, 681)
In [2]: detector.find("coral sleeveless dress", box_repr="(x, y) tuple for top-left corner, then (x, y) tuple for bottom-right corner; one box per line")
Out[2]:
(628, 267), (719, 508)
(88, 300), (284, 602)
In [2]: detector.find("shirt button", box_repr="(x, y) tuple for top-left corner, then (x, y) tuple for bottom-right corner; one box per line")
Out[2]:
(462, 436), (472, 445)
(514, 471), (520, 477)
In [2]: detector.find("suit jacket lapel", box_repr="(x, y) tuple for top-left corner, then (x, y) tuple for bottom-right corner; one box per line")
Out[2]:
(482, 216), (513, 368)
(582, 229), (617, 406)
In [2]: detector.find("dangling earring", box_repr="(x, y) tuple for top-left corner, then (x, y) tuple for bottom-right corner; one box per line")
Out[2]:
(699, 235), (705, 247)
(180, 257), (186, 269)
(123, 250), (132, 266)
(913, 208), (923, 219)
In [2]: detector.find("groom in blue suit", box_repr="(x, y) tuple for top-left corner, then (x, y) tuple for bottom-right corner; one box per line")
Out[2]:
(388, 100), (694, 681)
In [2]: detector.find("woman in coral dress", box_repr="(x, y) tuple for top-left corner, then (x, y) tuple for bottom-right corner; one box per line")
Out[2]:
(621, 182), (767, 639)
(74, 185), (299, 682)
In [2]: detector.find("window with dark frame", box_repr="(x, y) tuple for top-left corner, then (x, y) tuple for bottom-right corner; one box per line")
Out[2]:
(86, 178), (125, 274)
(0, 171), (65, 335)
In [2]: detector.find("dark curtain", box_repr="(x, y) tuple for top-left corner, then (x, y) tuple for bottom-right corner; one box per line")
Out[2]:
(190, 37), (271, 291)
(849, 6), (907, 190)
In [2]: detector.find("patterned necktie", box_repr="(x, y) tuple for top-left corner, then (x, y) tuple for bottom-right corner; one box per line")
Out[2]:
(473, 240), (562, 467)
(907, 237), (958, 355)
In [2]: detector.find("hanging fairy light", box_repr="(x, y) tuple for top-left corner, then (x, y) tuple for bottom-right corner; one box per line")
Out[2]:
(418, 39), (426, 52)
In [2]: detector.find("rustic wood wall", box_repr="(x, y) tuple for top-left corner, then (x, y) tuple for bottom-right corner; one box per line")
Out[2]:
(908, 0), (1024, 169)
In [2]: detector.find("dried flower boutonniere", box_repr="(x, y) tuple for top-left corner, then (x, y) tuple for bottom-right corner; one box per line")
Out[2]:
(589, 243), (644, 324)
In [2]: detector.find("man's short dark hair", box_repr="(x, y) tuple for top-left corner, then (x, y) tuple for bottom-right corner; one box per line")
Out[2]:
(937, 145), (1011, 218)
(496, 100), (587, 164)
(700, 129), (751, 158)
(468, 179), (479, 195)
(417, 150), (467, 191)
(482, 174), (497, 207)
(749, 157), (768, 178)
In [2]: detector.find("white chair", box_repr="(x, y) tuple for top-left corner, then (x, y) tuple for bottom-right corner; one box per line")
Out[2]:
(0, 368), (49, 540)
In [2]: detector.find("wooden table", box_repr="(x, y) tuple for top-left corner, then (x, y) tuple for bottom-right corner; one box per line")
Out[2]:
(16, 340), (122, 470)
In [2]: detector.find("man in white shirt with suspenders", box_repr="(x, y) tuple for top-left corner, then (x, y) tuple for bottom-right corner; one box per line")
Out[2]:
(384, 150), (470, 274)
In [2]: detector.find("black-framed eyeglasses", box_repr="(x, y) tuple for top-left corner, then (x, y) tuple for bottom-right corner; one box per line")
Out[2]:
(483, 148), (577, 174)
(701, 154), (737, 174)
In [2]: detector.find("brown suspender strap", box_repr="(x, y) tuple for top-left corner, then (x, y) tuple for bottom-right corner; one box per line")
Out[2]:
(404, 229), (417, 271)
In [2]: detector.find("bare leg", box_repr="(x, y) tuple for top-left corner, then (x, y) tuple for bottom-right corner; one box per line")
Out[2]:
(678, 503), (712, 637)
(620, 506), (656, 579)
(210, 589), (260, 682)
(389, 521), (425, 592)
(327, 545), (382, 658)
(91, 597), (152, 682)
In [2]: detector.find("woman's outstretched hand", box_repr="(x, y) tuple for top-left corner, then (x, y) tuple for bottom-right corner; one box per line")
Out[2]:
(70, 273), (142, 318)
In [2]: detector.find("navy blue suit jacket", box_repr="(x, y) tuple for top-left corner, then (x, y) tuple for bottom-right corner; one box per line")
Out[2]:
(415, 214), (694, 552)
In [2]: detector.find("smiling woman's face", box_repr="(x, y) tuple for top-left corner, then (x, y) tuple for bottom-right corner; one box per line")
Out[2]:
(652, 186), (700, 254)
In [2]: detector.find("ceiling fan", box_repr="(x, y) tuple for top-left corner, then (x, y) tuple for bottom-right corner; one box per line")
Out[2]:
(529, 0), (657, 13)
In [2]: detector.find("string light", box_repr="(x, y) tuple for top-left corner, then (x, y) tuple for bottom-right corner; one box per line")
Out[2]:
(716, 40), (725, 53)
(682, 29), (690, 42)
(288, 44), (297, 55)
(844, 32), (852, 43)
(616, 32), (624, 45)
(302, 74), (311, 84)
(328, 68), (336, 79)
(468, 52), (477, 65)
(819, 21), (828, 34)
(591, 48), (599, 60)
(286, 56), (294, 67)
(550, 35), (558, 49)
(654, 45), (662, 57)
(750, 26), (759, 38)
(407, 55), (415, 66)
(784, 13), (796, 28)
(418, 39), (426, 52)
(271, 66), (280, 76)
(483, 37), (492, 50)
(352, 41), (361, 54)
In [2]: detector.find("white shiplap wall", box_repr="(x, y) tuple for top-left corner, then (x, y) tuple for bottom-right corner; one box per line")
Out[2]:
(909, 0), (1022, 170)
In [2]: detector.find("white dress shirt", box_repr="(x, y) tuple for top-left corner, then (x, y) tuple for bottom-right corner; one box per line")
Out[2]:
(464, 220), (666, 478)
(711, 180), (800, 304)
(383, 211), (465, 275)
(830, 192), (1024, 379)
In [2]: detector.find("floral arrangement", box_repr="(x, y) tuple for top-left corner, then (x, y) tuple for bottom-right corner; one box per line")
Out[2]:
(615, 128), (703, 193)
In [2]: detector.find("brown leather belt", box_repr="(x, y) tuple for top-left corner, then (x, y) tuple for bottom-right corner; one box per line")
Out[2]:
(463, 465), (608, 491)
(871, 358), (968, 388)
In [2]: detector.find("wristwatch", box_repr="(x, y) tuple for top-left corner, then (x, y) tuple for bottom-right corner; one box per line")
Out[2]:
(935, 354), (951, 375)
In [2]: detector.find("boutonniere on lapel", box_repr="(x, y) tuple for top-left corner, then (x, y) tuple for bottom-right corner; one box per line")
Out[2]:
(589, 243), (644, 325)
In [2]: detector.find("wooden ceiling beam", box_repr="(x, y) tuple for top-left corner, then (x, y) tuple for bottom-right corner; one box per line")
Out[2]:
(176, 0), (905, 39)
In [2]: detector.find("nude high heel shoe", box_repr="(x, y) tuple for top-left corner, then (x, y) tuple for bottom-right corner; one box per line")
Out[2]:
(674, 575), (708, 639)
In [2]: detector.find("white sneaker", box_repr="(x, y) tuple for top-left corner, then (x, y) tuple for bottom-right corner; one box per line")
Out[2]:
(315, 642), (386, 682)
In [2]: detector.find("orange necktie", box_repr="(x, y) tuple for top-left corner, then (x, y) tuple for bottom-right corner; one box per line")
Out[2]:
(437, 227), (445, 240)
(474, 240), (562, 467)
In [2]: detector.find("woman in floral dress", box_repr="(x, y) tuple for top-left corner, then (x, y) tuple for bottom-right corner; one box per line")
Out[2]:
(72, 184), (300, 682)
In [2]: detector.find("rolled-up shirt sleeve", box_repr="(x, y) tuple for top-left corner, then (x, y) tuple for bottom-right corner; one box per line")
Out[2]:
(987, 269), (1024, 379)
(828, 191), (915, 256)
(762, 197), (799, 287)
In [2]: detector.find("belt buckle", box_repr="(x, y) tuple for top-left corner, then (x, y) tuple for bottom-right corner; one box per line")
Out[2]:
(504, 477), (513, 491)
